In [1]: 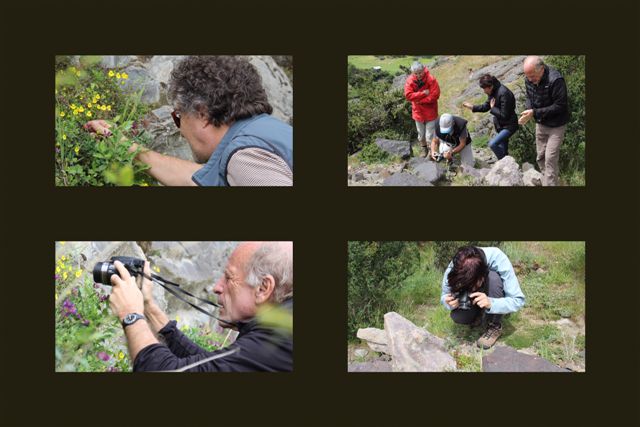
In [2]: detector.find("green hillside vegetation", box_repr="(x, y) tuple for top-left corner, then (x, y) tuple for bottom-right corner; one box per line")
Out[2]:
(348, 241), (585, 371)
(348, 55), (434, 74)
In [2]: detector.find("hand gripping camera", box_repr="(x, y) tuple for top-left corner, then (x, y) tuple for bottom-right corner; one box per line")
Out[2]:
(455, 290), (473, 310)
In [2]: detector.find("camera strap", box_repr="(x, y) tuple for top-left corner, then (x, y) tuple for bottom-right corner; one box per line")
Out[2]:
(142, 273), (237, 328)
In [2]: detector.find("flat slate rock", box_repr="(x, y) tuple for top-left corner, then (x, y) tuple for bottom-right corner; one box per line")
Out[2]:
(347, 360), (393, 372)
(375, 138), (411, 160)
(482, 346), (571, 372)
(408, 158), (445, 183)
(382, 172), (431, 187)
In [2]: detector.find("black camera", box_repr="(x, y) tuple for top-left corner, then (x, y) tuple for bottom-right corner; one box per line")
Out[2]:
(455, 291), (472, 310)
(93, 256), (145, 285)
(434, 152), (444, 162)
(415, 79), (425, 89)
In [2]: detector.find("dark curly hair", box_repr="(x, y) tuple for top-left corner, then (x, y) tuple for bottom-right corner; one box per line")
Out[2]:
(168, 56), (273, 127)
(447, 246), (489, 293)
(478, 74), (497, 89)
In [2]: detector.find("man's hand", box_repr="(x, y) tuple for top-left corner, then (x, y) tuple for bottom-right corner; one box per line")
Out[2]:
(444, 293), (460, 309)
(423, 89), (430, 95)
(83, 120), (112, 137)
(140, 261), (155, 306)
(470, 292), (492, 309)
(444, 150), (453, 160)
(518, 109), (534, 125)
(462, 102), (473, 110)
(490, 98), (496, 108)
(109, 261), (145, 320)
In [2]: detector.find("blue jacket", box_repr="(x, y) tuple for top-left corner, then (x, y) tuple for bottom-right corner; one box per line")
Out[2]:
(191, 114), (293, 186)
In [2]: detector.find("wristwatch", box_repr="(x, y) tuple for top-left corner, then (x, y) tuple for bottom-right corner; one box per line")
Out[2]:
(121, 313), (145, 328)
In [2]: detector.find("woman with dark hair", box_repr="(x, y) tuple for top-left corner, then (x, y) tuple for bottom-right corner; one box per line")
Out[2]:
(463, 74), (518, 160)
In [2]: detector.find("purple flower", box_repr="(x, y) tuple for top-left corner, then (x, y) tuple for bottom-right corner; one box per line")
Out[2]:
(82, 319), (90, 326)
(54, 274), (60, 280)
(61, 298), (78, 318)
(97, 351), (110, 361)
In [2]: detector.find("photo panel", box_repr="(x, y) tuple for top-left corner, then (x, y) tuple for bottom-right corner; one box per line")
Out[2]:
(347, 55), (585, 187)
(54, 241), (293, 373)
(54, 55), (293, 187)
(347, 241), (585, 373)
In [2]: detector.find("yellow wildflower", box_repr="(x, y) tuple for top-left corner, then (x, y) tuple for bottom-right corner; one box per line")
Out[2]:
(86, 111), (92, 117)
(101, 105), (107, 111)
(120, 80), (125, 85)
(116, 72), (121, 79)
(77, 106), (85, 113)
(59, 263), (66, 270)
(118, 351), (125, 360)
(74, 146), (80, 155)
(61, 256), (66, 261)
(106, 105), (112, 111)
(121, 72), (128, 79)
(108, 70), (115, 77)
(63, 272), (68, 280)
(75, 270), (82, 278)
(60, 241), (66, 245)
(56, 266), (61, 274)
(76, 71), (81, 77)
(140, 183), (149, 187)
(55, 293), (58, 301)
(70, 104), (77, 110)
(59, 111), (65, 117)
(62, 134), (67, 141)
(73, 110), (79, 116)
(153, 266), (160, 273)
(87, 103), (92, 109)
(95, 94), (101, 100)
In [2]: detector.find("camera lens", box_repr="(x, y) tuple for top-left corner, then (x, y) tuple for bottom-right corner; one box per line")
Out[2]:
(93, 261), (116, 285)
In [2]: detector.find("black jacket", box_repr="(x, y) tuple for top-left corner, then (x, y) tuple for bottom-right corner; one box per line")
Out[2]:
(134, 301), (293, 372)
(472, 78), (518, 134)
(524, 65), (570, 127)
(434, 115), (472, 147)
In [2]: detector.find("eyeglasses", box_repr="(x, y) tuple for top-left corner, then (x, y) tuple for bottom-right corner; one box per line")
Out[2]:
(171, 110), (181, 128)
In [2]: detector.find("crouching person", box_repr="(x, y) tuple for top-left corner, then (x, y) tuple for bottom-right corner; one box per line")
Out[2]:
(440, 246), (525, 349)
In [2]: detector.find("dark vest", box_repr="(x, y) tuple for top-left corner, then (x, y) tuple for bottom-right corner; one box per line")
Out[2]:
(525, 66), (570, 127)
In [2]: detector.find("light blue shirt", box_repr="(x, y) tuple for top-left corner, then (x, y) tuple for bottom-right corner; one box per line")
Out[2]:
(440, 247), (525, 314)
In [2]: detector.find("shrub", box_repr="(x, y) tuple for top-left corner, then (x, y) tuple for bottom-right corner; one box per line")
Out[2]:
(348, 241), (420, 337)
(347, 64), (414, 155)
(55, 56), (153, 186)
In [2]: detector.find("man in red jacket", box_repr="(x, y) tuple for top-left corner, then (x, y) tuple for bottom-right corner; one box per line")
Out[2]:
(404, 61), (441, 157)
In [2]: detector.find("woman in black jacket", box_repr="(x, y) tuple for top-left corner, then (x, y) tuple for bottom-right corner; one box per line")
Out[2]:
(463, 74), (518, 160)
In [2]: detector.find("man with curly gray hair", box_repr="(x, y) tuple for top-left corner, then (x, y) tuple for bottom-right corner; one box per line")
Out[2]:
(128, 56), (293, 186)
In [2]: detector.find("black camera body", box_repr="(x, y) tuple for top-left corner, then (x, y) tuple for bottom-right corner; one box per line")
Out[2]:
(93, 256), (145, 285)
(434, 152), (444, 162)
(455, 290), (473, 310)
(415, 79), (425, 89)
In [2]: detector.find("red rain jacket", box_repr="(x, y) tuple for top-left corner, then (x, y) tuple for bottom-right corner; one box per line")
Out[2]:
(404, 70), (441, 122)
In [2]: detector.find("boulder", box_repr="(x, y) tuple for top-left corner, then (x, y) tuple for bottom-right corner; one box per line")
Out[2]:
(484, 155), (524, 186)
(523, 168), (543, 186)
(384, 312), (456, 372)
(482, 346), (571, 372)
(460, 164), (491, 185)
(375, 138), (411, 160)
(408, 158), (446, 183)
(354, 349), (369, 358)
(121, 66), (161, 105)
(145, 106), (193, 161)
(382, 172), (431, 187)
(249, 56), (293, 124)
(357, 327), (390, 354)
(522, 162), (536, 172)
(348, 361), (393, 372)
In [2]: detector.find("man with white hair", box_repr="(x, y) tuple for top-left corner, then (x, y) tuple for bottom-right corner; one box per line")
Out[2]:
(404, 61), (441, 157)
(108, 241), (293, 372)
(431, 113), (474, 167)
(519, 55), (569, 186)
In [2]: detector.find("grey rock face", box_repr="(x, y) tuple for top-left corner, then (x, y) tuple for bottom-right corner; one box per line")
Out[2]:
(485, 156), (524, 186)
(482, 346), (571, 372)
(249, 56), (293, 124)
(375, 138), (411, 160)
(121, 66), (161, 105)
(348, 361), (393, 372)
(384, 312), (456, 372)
(382, 172), (431, 186)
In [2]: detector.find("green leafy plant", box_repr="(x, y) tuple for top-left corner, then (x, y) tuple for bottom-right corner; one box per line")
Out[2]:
(55, 56), (153, 186)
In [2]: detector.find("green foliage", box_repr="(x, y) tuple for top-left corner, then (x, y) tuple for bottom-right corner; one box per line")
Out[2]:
(55, 56), (153, 186)
(347, 64), (414, 155)
(347, 242), (420, 338)
(179, 326), (225, 352)
(433, 241), (502, 271)
(510, 56), (585, 183)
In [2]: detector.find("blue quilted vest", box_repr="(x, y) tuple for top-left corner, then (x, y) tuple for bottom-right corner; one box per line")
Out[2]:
(191, 114), (293, 186)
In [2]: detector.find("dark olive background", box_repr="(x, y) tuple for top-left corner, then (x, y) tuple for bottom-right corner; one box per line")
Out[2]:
(1, 0), (638, 426)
